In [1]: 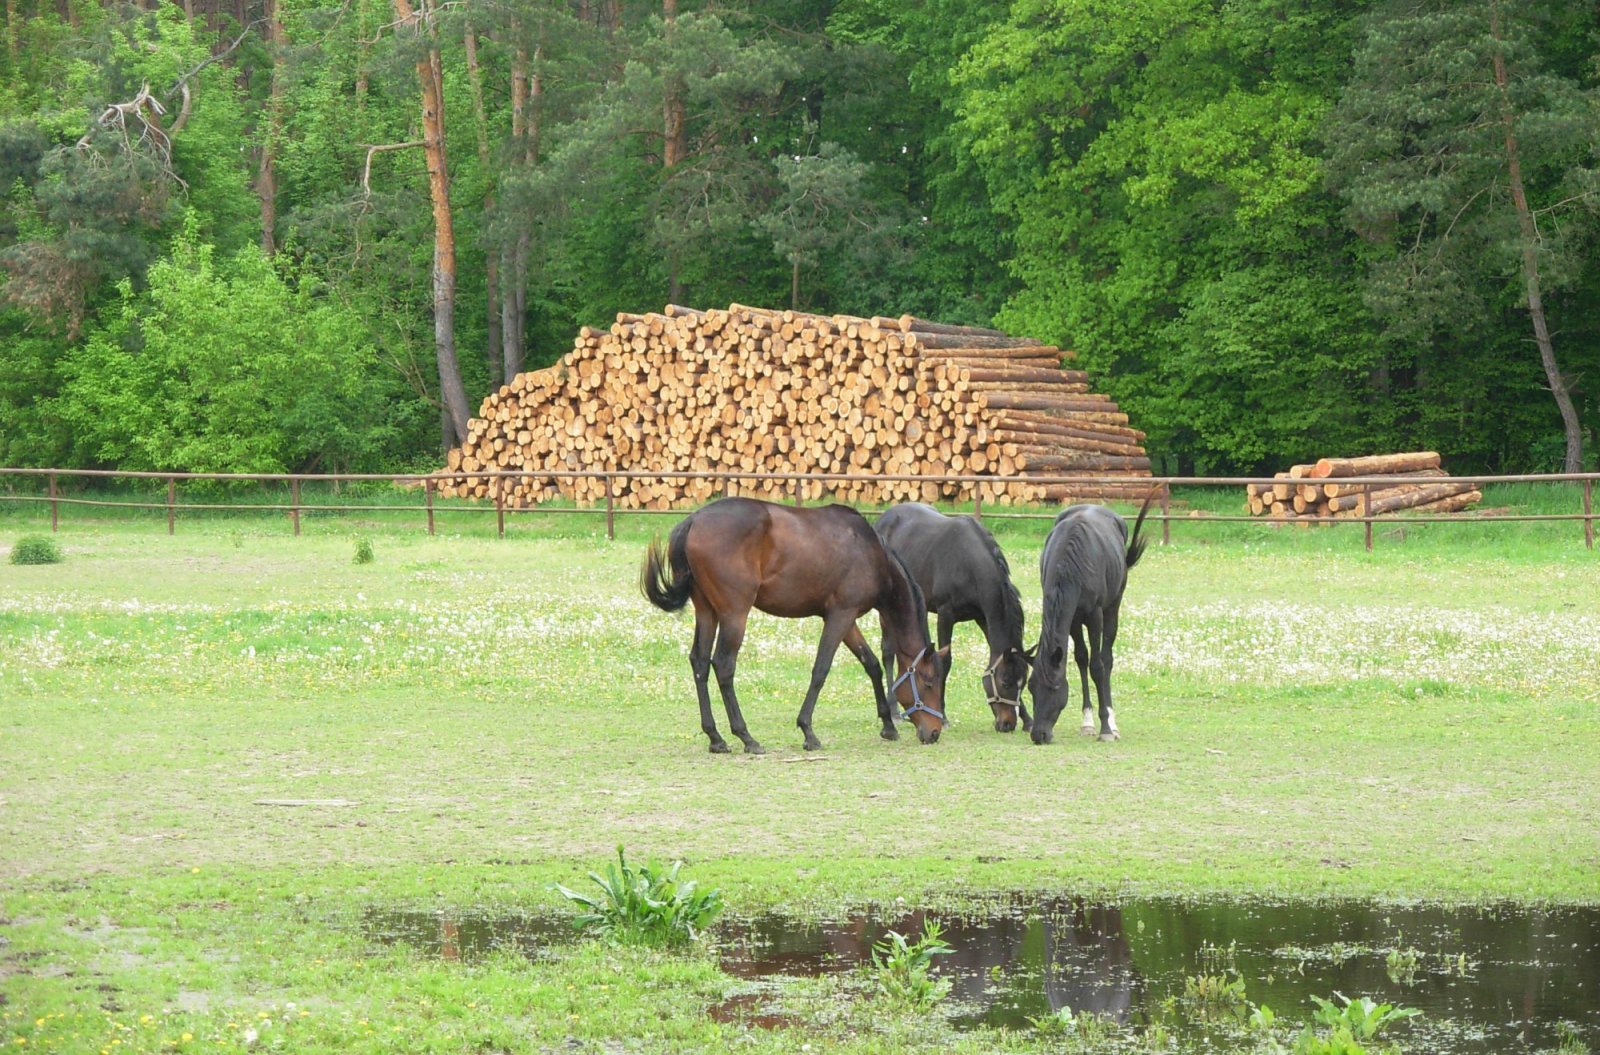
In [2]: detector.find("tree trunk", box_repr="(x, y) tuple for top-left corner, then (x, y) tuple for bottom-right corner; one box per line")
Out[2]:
(790, 257), (800, 310)
(256, 0), (283, 256)
(462, 23), (503, 388)
(395, 0), (471, 446)
(1491, 0), (1583, 473)
(6, 0), (19, 68)
(500, 37), (539, 383)
(662, 0), (685, 304)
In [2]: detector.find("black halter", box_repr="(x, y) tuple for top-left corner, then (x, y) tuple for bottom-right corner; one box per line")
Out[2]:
(891, 646), (944, 723)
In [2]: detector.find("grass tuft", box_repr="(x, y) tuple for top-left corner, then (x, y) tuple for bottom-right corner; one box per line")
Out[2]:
(9, 534), (62, 564)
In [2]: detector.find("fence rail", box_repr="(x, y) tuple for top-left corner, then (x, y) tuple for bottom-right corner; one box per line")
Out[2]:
(1, 466), (1594, 551)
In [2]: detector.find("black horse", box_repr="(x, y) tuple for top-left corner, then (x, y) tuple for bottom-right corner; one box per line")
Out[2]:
(641, 497), (948, 752)
(874, 502), (1032, 733)
(1028, 495), (1154, 744)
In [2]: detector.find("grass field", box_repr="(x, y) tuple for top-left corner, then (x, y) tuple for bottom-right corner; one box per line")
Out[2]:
(2, 486), (1597, 1053)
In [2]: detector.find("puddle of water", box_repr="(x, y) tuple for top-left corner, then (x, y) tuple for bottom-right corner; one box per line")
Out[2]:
(363, 896), (1600, 1053)
(705, 991), (799, 1030)
(360, 905), (571, 962)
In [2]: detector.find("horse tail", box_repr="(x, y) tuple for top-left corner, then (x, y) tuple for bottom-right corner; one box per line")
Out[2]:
(641, 519), (695, 612)
(1124, 489), (1157, 572)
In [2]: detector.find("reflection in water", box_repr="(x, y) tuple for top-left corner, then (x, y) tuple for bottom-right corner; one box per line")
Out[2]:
(363, 896), (1600, 1054)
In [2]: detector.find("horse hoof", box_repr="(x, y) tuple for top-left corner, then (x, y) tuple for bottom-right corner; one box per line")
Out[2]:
(1079, 725), (1097, 737)
(744, 742), (766, 755)
(1098, 731), (1120, 742)
(709, 741), (731, 754)
(804, 738), (824, 752)
(880, 727), (899, 741)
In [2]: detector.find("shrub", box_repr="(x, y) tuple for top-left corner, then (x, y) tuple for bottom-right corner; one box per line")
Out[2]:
(553, 845), (722, 946)
(353, 538), (375, 564)
(870, 919), (954, 1009)
(9, 535), (62, 565)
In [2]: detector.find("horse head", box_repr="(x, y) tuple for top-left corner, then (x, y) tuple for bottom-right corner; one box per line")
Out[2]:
(891, 644), (949, 744)
(985, 646), (1034, 733)
(1026, 640), (1069, 744)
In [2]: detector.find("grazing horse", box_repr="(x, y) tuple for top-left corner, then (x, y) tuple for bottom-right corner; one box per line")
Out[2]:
(874, 502), (1032, 733)
(641, 497), (948, 752)
(1028, 495), (1154, 744)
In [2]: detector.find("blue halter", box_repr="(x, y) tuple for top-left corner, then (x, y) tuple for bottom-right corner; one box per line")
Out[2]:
(891, 646), (945, 723)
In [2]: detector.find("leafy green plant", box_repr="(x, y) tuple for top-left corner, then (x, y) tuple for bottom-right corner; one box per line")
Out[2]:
(1029, 1003), (1116, 1044)
(1439, 950), (1477, 977)
(1250, 994), (1421, 1055)
(353, 537), (375, 564)
(1180, 971), (1249, 1021)
(1295, 993), (1421, 1054)
(870, 919), (953, 1009)
(1385, 944), (1420, 984)
(553, 845), (723, 947)
(1198, 938), (1238, 974)
(1555, 1022), (1591, 1055)
(9, 534), (62, 565)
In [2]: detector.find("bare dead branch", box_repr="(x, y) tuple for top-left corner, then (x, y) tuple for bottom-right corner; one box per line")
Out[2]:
(361, 140), (425, 195)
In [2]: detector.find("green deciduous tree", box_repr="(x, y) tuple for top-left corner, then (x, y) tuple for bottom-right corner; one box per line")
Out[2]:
(59, 220), (399, 475)
(953, 0), (1376, 472)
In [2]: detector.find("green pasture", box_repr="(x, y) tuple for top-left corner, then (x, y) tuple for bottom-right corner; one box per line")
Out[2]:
(1, 486), (1597, 1053)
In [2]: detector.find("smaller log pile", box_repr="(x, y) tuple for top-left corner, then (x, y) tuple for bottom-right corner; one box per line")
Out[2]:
(1246, 452), (1481, 520)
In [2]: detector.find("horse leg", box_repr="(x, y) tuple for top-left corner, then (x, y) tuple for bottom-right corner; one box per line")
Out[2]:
(936, 610), (955, 700)
(794, 612), (855, 752)
(710, 610), (765, 755)
(844, 623), (894, 740)
(690, 598), (730, 753)
(1095, 608), (1120, 741)
(1074, 623), (1094, 736)
(879, 627), (895, 724)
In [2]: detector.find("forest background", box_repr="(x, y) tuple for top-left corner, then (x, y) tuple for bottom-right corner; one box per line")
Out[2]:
(2, 0), (1598, 479)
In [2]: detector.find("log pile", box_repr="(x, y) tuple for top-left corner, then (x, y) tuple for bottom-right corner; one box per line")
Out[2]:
(1246, 452), (1481, 520)
(436, 304), (1155, 509)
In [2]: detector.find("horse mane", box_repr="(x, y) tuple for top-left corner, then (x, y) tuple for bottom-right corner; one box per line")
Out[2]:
(884, 545), (932, 646)
(1040, 519), (1097, 646)
(966, 519), (1024, 643)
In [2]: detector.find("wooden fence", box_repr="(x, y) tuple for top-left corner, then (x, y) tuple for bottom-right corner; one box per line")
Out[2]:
(0, 466), (1594, 551)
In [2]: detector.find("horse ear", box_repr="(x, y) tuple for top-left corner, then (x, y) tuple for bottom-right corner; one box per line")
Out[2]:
(1024, 643), (1040, 660)
(936, 645), (951, 660)
(1047, 644), (1065, 669)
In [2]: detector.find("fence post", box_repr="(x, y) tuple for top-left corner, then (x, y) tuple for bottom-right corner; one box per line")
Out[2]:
(1363, 483), (1373, 552)
(1584, 478), (1594, 551)
(425, 477), (435, 536)
(604, 473), (615, 540)
(973, 492), (983, 525)
(1161, 485), (1171, 546)
(48, 473), (58, 532)
(494, 474), (505, 539)
(289, 478), (301, 536)
(166, 477), (176, 535)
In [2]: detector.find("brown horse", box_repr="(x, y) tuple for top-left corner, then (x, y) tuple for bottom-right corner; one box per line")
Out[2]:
(641, 497), (948, 752)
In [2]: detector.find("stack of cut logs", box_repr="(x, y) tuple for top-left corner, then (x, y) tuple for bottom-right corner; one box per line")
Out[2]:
(437, 304), (1155, 509)
(1247, 452), (1481, 520)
